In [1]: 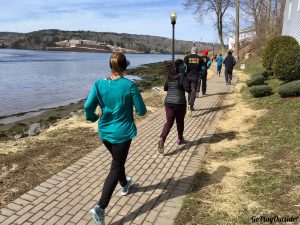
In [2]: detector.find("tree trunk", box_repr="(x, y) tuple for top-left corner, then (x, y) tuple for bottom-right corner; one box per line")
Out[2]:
(235, 0), (240, 60)
(266, 0), (271, 36)
(217, 10), (226, 51)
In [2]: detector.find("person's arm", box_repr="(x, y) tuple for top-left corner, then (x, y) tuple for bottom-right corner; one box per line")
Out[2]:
(207, 57), (212, 69)
(233, 57), (236, 67)
(131, 83), (147, 116)
(84, 83), (99, 122)
(184, 56), (189, 73)
(181, 62), (187, 73)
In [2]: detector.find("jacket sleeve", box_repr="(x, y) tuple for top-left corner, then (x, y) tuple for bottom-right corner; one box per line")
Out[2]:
(207, 57), (212, 69)
(84, 83), (99, 122)
(233, 57), (236, 66)
(131, 83), (147, 116)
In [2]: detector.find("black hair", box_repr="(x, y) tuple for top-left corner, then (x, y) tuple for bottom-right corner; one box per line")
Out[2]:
(164, 59), (184, 80)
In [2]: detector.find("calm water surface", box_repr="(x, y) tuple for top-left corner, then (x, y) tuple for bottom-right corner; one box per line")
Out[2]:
(0, 49), (171, 123)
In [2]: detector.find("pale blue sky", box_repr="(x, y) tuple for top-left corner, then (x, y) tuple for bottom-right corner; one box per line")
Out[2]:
(0, 0), (232, 42)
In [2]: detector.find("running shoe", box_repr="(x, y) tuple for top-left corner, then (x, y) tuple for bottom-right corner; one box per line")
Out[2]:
(120, 176), (133, 196)
(158, 139), (164, 154)
(89, 205), (105, 225)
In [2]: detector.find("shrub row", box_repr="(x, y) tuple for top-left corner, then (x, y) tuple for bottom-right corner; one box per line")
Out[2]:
(246, 75), (265, 87)
(278, 80), (300, 98)
(249, 85), (273, 98)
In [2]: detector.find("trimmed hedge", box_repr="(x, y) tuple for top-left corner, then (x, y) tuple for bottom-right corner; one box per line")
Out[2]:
(262, 36), (300, 70)
(278, 80), (300, 97)
(246, 75), (265, 87)
(249, 85), (273, 98)
(272, 48), (300, 82)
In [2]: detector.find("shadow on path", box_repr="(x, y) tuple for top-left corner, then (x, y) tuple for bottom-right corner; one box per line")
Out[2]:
(163, 131), (238, 157)
(202, 92), (233, 97)
(110, 166), (230, 225)
(193, 104), (236, 117)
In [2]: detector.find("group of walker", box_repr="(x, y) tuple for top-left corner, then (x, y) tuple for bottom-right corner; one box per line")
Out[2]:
(84, 48), (236, 225)
(158, 47), (236, 153)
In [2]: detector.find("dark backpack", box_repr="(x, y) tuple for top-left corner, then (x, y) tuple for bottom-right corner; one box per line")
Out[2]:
(180, 72), (190, 92)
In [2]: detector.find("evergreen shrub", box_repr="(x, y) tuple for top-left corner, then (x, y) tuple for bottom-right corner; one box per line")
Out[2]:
(246, 75), (265, 87)
(278, 80), (300, 97)
(249, 85), (273, 98)
(262, 36), (300, 70)
(272, 48), (300, 82)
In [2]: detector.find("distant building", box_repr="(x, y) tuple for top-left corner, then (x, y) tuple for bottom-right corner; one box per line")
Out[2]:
(81, 40), (97, 45)
(239, 26), (256, 42)
(228, 37), (235, 50)
(282, 0), (300, 44)
(227, 26), (256, 50)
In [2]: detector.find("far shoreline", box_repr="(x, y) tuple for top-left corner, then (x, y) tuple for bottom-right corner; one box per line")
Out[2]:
(0, 47), (174, 56)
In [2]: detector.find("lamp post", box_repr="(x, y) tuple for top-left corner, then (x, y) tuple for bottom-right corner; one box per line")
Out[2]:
(170, 11), (177, 63)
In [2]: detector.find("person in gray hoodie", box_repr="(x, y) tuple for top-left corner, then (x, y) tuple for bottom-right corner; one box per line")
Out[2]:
(158, 59), (187, 154)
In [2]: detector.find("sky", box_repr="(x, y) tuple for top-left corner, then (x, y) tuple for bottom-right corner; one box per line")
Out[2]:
(0, 0), (234, 43)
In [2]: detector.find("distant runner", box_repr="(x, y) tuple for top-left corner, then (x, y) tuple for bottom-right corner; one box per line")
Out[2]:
(223, 50), (236, 84)
(197, 49), (211, 97)
(216, 53), (224, 76)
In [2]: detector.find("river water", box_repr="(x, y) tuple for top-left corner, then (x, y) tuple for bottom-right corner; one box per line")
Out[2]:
(0, 49), (171, 123)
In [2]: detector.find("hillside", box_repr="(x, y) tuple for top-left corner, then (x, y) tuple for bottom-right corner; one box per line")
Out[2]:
(0, 29), (216, 54)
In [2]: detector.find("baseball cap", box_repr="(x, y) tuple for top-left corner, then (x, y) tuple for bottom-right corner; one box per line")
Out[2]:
(203, 49), (208, 56)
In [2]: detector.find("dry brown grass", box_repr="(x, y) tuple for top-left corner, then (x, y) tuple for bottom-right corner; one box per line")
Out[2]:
(175, 71), (269, 225)
(0, 90), (165, 207)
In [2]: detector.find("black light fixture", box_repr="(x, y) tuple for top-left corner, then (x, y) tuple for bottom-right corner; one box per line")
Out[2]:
(170, 11), (177, 63)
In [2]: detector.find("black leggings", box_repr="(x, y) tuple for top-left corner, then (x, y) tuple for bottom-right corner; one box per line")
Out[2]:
(98, 139), (131, 209)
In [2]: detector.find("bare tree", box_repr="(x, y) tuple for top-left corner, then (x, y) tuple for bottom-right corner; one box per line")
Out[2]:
(240, 0), (286, 42)
(184, 0), (233, 51)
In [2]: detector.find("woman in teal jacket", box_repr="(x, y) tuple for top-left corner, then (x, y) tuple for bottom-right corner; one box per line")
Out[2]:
(85, 52), (147, 225)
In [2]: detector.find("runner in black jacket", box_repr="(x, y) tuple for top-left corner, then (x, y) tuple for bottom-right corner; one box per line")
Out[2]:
(183, 47), (203, 115)
(223, 50), (236, 84)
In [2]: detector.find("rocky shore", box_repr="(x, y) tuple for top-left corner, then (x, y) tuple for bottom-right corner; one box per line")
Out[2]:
(0, 62), (167, 142)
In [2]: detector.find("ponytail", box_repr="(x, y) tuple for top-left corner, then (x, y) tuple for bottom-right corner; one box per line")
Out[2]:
(109, 52), (129, 74)
(110, 56), (123, 74)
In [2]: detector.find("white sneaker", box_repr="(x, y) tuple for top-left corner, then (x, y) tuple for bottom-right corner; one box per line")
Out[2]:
(89, 205), (105, 225)
(120, 176), (133, 196)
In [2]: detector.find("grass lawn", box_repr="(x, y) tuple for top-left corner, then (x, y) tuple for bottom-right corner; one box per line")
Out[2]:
(174, 57), (300, 225)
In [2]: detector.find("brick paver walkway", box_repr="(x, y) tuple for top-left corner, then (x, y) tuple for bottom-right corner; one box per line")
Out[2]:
(1, 74), (233, 225)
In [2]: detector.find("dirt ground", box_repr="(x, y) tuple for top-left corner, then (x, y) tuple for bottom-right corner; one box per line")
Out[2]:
(0, 90), (166, 207)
